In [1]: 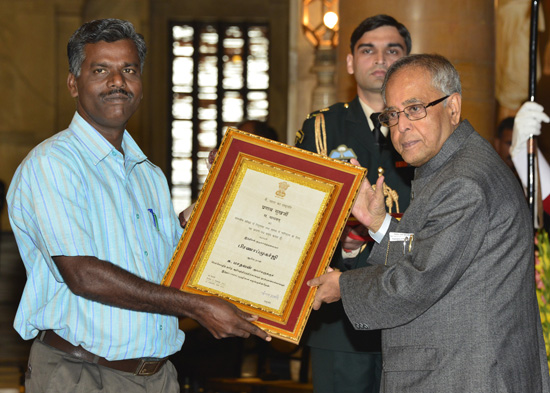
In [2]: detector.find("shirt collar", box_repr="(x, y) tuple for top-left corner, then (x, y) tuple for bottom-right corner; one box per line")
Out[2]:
(358, 98), (389, 137)
(68, 112), (148, 167)
(415, 119), (474, 180)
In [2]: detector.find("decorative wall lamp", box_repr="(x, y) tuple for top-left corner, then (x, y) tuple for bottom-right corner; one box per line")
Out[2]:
(302, 0), (339, 111)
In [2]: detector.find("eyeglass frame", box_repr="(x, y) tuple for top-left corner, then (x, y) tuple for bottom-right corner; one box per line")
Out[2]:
(378, 95), (450, 128)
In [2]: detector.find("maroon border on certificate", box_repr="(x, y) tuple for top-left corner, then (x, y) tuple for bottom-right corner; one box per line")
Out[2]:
(162, 129), (365, 343)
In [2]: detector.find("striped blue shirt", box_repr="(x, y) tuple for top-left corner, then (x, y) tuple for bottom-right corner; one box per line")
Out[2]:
(7, 112), (185, 360)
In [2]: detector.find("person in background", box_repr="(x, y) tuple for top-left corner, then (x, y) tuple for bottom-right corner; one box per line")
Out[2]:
(493, 116), (516, 172)
(295, 14), (413, 393)
(7, 18), (270, 393)
(308, 53), (550, 392)
(238, 119), (279, 141)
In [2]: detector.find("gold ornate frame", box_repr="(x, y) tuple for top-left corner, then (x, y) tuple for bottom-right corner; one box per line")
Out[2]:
(162, 128), (366, 343)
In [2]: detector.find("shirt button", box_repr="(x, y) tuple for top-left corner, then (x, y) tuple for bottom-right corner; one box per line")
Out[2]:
(144, 251), (148, 256)
(111, 151), (116, 156)
(136, 214), (140, 219)
(159, 325), (163, 330)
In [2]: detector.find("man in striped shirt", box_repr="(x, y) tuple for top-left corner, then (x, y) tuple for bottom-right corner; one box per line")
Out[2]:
(7, 18), (270, 393)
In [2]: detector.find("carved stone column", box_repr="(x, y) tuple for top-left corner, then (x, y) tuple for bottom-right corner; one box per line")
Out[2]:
(311, 47), (337, 111)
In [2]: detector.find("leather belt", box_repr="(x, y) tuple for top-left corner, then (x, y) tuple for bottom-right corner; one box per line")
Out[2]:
(37, 330), (167, 376)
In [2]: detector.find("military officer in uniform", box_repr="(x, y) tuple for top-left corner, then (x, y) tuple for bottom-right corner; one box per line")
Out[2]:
(295, 15), (413, 393)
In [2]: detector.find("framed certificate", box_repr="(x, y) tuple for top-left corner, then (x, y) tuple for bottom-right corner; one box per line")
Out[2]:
(162, 128), (366, 343)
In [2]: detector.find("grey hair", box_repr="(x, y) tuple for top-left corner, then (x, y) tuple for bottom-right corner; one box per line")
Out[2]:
(67, 18), (147, 77)
(381, 54), (462, 104)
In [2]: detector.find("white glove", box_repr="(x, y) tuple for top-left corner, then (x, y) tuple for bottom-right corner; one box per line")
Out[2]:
(510, 101), (550, 158)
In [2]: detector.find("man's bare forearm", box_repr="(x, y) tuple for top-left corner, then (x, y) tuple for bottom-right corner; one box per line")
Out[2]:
(53, 255), (202, 318)
(53, 255), (271, 340)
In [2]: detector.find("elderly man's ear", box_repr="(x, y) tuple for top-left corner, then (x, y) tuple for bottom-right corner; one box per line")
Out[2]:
(446, 93), (462, 126)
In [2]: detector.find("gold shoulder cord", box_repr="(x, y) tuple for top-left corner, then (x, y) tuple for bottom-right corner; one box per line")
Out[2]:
(384, 239), (390, 265)
(376, 167), (400, 214)
(314, 113), (328, 156)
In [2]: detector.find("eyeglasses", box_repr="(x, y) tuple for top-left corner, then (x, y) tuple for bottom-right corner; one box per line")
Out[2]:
(378, 95), (449, 128)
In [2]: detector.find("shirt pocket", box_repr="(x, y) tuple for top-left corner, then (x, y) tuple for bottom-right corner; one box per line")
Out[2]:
(139, 208), (176, 266)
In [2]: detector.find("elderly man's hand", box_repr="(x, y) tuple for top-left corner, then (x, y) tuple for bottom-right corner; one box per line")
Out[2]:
(349, 159), (387, 233)
(307, 268), (342, 310)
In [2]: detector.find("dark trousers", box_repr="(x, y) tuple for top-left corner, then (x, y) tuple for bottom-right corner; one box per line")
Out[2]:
(310, 347), (381, 393)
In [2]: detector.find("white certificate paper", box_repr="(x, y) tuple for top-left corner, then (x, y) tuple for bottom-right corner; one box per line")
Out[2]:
(192, 160), (332, 314)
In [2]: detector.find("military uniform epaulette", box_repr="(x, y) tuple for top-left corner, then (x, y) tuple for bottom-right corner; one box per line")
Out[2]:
(305, 102), (350, 120)
(305, 107), (329, 119)
(297, 102), (351, 146)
